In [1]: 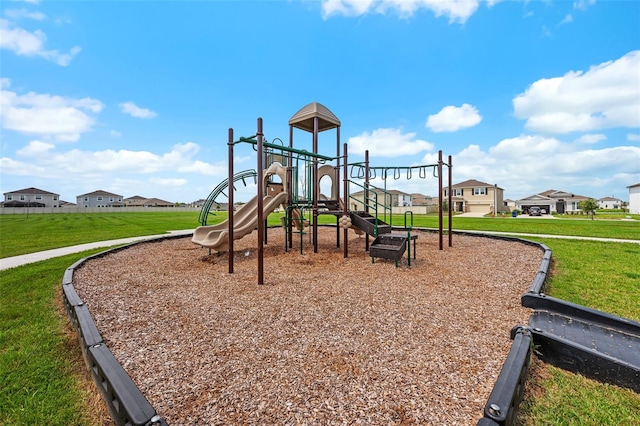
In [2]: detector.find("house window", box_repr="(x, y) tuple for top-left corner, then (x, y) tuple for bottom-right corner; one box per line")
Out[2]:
(7, 195), (12, 200)
(35, 195), (42, 200)
(20, 195), (25, 201)
(53, 196), (58, 201)
(84, 197), (88, 202)
(454, 189), (462, 196)
(97, 196), (103, 201)
(473, 187), (487, 195)
(110, 197), (114, 202)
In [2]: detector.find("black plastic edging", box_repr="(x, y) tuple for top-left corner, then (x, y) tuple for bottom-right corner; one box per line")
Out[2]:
(65, 229), (553, 426)
(89, 344), (164, 426)
(62, 236), (186, 426)
(522, 293), (640, 335)
(480, 327), (532, 426)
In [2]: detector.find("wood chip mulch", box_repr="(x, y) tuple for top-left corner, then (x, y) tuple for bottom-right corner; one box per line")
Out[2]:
(72, 227), (541, 425)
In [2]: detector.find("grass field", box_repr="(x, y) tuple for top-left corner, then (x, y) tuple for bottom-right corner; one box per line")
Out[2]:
(1, 211), (639, 425)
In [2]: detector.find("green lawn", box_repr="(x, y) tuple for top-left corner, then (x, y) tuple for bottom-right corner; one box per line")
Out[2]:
(1, 212), (638, 425)
(0, 211), (201, 258)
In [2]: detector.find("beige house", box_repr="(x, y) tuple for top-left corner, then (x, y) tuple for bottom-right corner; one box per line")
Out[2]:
(349, 188), (412, 210)
(443, 179), (505, 214)
(124, 196), (174, 207)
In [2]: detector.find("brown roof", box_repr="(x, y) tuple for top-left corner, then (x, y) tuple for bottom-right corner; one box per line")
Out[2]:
(78, 190), (122, 197)
(4, 187), (58, 196)
(539, 189), (588, 199)
(448, 179), (498, 189)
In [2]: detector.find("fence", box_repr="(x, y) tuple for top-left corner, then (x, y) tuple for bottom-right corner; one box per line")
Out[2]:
(0, 206), (201, 215)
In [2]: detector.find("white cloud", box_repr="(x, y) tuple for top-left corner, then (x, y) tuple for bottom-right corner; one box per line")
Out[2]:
(421, 134), (640, 199)
(628, 133), (640, 142)
(348, 127), (434, 157)
(322, 0), (481, 23)
(120, 101), (157, 119)
(0, 18), (81, 66)
(560, 14), (573, 25)
(426, 103), (482, 132)
(110, 130), (121, 138)
(513, 50), (640, 134)
(1, 142), (226, 178)
(573, 0), (596, 11)
(4, 8), (47, 20)
(149, 177), (188, 187)
(0, 81), (104, 141)
(16, 140), (54, 156)
(575, 133), (606, 144)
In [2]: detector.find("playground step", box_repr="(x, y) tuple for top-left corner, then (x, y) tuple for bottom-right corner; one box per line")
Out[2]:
(370, 235), (408, 261)
(349, 211), (392, 237)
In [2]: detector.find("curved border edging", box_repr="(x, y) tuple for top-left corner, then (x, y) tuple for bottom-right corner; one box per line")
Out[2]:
(64, 228), (551, 426)
(440, 230), (552, 426)
(62, 237), (184, 426)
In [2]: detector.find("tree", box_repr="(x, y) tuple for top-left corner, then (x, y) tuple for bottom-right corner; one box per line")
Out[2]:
(579, 198), (598, 220)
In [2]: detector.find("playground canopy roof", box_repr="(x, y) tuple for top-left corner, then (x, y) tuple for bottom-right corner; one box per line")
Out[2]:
(288, 102), (341, 132)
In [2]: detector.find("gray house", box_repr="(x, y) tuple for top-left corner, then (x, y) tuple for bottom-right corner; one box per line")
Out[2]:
(2, 187), (60, 207)
(77, 190), (124, 208)
(516, 189), (588, 214)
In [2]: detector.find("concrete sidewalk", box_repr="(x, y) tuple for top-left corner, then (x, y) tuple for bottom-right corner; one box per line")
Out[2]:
(2, 228), (638, 272)
(0, 230), (194, 271)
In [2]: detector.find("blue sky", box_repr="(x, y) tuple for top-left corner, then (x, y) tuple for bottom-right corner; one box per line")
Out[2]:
(1, 0), (639, 204)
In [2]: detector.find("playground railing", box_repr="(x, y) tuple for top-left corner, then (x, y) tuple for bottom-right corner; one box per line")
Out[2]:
(348, 179), (393, 232)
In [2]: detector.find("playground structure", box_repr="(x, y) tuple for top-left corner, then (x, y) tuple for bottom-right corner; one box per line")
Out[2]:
(192, 102), (454, 284)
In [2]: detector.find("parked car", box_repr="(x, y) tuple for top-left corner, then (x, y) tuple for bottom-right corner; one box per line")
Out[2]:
(540, 208), (547, 215)
(529, 206), (542, 216)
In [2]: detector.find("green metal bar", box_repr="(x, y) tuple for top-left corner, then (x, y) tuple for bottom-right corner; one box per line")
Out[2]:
(239, 138), (336, 161)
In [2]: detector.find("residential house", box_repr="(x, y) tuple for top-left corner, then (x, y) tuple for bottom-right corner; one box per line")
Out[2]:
(77, 190), (124, 208)
(350, 188), (412, 210)
(628, 183), (640, 214)
(410, 193), (435, 206)
(124, 195), (147, 206)
(2, 187), (60, 207)
(442, 180), (504, 214)
(597, 196), (623, 210)
(124, 196), (174, 207)
(516, 190), (588, 214)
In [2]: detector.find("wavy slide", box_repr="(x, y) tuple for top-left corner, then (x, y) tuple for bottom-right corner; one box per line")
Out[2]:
(192, 191), (288, 252)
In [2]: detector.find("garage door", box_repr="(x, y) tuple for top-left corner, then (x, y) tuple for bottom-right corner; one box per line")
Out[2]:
(467, 204), (489, 213)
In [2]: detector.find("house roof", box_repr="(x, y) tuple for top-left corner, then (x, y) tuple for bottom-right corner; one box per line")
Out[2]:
(410, 193), (434, 205)
(4, 187), (59, 196)
(598, 196), (621, 201)
(78, 190), (122, 197)
(517, 189), (589, 203)
(627, 182), (640, 188)
(448, 179), (501, 190)
(538, 189), (588, 199)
